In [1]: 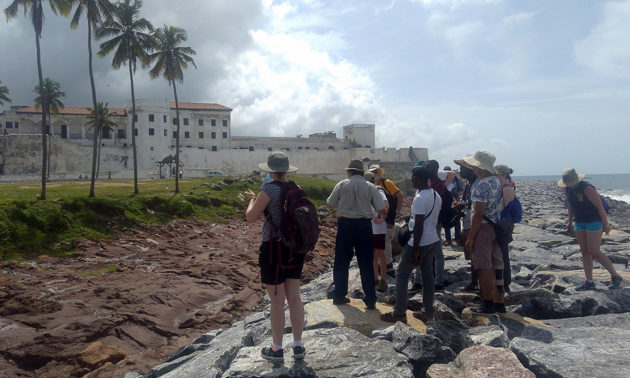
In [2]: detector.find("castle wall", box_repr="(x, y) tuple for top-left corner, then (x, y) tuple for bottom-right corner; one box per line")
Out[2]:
(0, 135), (428, 181)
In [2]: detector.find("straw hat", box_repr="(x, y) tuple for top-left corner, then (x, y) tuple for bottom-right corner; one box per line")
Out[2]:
(345, 160), (364, 173)
(462, 151), (497, 174)
(368, 164), (384, 176)
(557, 168), (585, 188)
(258, 151), (298, 173)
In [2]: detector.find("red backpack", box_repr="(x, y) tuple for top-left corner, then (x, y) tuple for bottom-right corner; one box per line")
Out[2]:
(266, 181), (320, 255)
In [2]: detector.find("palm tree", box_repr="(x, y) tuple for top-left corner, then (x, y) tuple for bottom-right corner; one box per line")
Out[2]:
(96, 0), (152, 194)
(0, 80), (11, 106)
(4, 0), (71, 200)
(34, 77), (66, 178)
(68, 0), (114, 197)
(148, 25), (196, 194)
(85, 102), (116, 197)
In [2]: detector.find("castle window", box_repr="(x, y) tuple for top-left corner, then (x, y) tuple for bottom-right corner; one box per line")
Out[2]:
(211, 132), (216, 139)
(134, 114), (138, 122)
(268, 147), (272, 151)
(222, 132), (227, 138)
(212, 146), (217, 151)
(134, 128), (138, 136)
(172, 118), (178, 125)
(222, 120), (228, 127)
(211, 119), (216, 126)
(15, 122), (19, 128)
(198, 119), (203, 126)
(6, 122), (12, 128)
(184, 131), (190, 138)
(172, 131), (177, 138)
(305, 146), (310, 150)
(103, 128), (111, 139)
(163, 129), (167, 136)
(298, 146), (303, 150)
(199, 132), (204, 139)
(163, 115), (167, 123)
(328, 146), (335, 150)
(117, 129), (126, 139)
(149, 114), (154, 122)
(149, 128), (155, 136)
(183, 118), (189, 126)
(249, 146), (254, 151)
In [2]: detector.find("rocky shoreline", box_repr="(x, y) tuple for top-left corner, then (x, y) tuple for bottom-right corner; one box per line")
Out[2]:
(133, 180), (630, 377)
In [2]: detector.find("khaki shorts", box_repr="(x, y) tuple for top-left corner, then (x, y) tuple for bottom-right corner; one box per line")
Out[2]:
(471, 223), (503, 270)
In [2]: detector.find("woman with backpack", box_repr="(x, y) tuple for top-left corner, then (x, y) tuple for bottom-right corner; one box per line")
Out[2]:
(559, 168), (623, 291)
(244, 152), (306, 362)
(495, 164), (518, 293)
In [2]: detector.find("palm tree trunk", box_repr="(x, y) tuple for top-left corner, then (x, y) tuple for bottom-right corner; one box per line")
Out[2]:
(47, 111), (51, 178)
(35, 32), (47, 200)
(88, 23), (99, 198)
(96, 131), (102, 178)
(173, 80), (180, 194)
(129, 53), (139, 194)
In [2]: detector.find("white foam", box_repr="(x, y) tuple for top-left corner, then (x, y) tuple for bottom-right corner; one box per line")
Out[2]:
(600, 190), (630, 205)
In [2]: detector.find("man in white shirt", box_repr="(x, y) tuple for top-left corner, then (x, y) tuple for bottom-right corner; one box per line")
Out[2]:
(381, 166), (442, 323)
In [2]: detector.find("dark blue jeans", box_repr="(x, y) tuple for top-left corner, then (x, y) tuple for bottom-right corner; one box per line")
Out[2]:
(333, 218), (376, 307)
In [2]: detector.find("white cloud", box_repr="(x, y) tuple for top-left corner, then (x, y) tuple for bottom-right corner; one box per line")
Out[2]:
(575, 0), (630, 78)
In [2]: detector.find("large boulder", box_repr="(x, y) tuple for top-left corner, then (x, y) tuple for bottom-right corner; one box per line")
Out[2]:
(392, 322), (456, 375)
(222, 328), (414, 377)
(427, 345), (534, 378)
(510, 313), (630, 378)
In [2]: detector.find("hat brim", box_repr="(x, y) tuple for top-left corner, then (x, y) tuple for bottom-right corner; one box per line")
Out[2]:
(368, 167), (384, 175)
(258, 162), (298, 173)
(462, 156), (496, 174)
(345, 167), (364, 173)
(453, 159), (472, 169)
(557, 173), (585, 187)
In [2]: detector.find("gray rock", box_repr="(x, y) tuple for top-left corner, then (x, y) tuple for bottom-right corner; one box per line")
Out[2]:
(435, 292), (467, 315)
(222, 328), (413, 377)
(160, 319), (252, 377)
(392, 321), (456, 373)
(145, 354), (198, 378)
(505, 288), (558, 305)
(123, 373), (141, 378)
(510, 313), (630, 378)
(372, 325), (395, 341)
(426, 320), (470, 353)
(191, 329), (222, 345)
(466, 325), (509, 348)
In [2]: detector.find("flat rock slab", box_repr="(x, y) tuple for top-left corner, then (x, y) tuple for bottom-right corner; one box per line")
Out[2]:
(222, 328), (414, 377)
(510, 313), (630, 378)
(427, 345), (534, 378)
(305, 298), (426, 335)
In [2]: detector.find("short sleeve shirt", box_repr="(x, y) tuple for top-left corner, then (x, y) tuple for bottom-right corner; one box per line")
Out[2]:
(327, 175), (385, 219)
(471, 175), (502, 223)
(371, 188), (388, 235)
(380, 179), (400, 197)
(408, 189), (442, 247)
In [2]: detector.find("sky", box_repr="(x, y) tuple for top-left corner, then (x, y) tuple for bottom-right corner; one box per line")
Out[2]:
(1, 0), (630, 175)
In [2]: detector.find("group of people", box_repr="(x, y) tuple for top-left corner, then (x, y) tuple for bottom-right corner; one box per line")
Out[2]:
(244, 150), (624, 363)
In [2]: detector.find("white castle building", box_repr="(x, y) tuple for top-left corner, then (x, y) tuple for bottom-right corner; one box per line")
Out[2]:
(0, 100), (428, 180)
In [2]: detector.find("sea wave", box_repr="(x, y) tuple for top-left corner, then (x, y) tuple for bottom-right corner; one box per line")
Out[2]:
(600, 190), (630, 205)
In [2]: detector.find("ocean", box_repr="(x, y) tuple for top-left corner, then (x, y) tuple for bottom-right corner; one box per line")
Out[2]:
(515, 174), (630, 204)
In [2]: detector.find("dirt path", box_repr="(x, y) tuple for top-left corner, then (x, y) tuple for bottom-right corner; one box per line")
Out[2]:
(0, 218), (338, 377)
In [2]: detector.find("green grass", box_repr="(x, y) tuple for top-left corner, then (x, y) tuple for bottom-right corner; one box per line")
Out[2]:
(0, 175), (336, 259)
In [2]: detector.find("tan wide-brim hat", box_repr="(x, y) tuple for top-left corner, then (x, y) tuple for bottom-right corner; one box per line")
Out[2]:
(258, 151), (298, 173)
(462, 150), (496, 174)
(368, 164), (384, 176)
(557, 168), (585, 188)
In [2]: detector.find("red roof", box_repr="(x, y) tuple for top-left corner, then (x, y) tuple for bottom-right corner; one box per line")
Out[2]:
(16, 106), (127, 116)
(170, 102), (231, 111)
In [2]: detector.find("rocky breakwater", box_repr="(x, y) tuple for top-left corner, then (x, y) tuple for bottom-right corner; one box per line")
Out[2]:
(134, 180), (630, 377)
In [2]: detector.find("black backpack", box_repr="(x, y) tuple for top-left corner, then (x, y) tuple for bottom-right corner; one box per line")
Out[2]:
(380, 178), (398, 225)
(266, 181), (320, 255)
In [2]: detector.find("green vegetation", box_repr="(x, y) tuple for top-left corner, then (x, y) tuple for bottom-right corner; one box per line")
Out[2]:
(0, 176), (336, 259)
